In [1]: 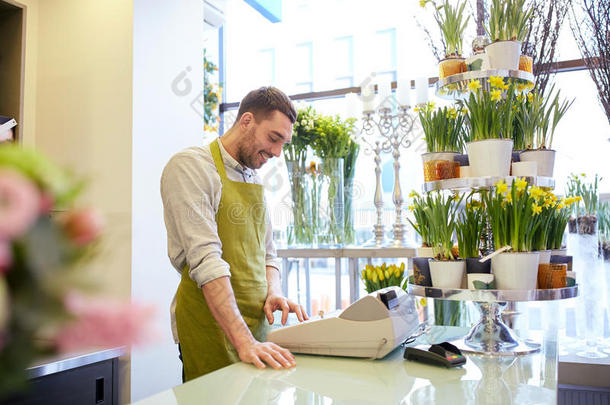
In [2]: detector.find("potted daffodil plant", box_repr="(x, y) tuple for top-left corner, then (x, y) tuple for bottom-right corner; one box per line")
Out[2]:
(417, 103), (466, 181)
(485, 0), (533, 70)
(421, 0), (470, 79)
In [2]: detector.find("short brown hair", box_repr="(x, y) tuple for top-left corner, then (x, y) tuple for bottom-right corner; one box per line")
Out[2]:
(235, 87), (296, 125)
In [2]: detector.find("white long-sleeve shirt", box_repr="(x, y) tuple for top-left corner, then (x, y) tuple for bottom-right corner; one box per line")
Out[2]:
(161, 139), (281, 342)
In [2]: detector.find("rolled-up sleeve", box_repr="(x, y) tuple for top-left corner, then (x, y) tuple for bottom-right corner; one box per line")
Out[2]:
(264, 205), (282, 272)
(161, 152), (230, 287)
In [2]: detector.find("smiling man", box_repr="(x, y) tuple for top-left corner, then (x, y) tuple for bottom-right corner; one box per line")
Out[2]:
(161, 87), (309, 382)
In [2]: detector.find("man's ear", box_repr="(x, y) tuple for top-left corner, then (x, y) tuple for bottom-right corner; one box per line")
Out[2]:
(239, 112), (254, 130)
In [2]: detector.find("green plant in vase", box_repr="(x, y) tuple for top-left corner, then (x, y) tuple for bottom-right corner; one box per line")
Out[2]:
(598, 202), (610, 260)
(361, 263), (405, 293)
(487, 0), (532, 42)
(312, 114), (353, 246)
(576, 173), (602, 235)
(343, 136), (360, 245)
(425, 191), (464, 260)
(284, 105), (319, 245)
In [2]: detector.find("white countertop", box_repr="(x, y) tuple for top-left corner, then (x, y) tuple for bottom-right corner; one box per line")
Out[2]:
(133, 326), (558, 405)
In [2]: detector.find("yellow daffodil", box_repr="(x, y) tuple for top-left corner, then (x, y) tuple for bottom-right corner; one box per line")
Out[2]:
(460, 107), (468, 115)
(468, 80), (482, 92)
(489, 75), (504, 89)
(413, 106), (420, 112)
(532, 203), (542, 215)
(527, 92), (534, 102)
(581, 173), (586, 177)
(516, 93), (525, 102)
(529, 186), (545, 200)
(490, 89), (502, 101)
(409, 190), (419, 198)
(447, 107), (458, 119)
(495, 180), (508, 194)
(515, 178), (528, 191)
(556, 203), (565, 211)
(420, 298), (427, 307)
(408, 205), (415, 211)
(576, 196), (583, 202)
(427, 101), (436, 110)
(419, 0), (426, 7)
(517, 83), (528, 92)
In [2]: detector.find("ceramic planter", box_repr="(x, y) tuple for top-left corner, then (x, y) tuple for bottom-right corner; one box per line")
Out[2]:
(412, 257), (432, 287)
(467, 273), (495, 289)
(491, 251), (540, 290)
(416, 246), (437, 258)
(466, 257), (491, 274)
(458, 166), (472, 178)
(438, 57), (466, 79)
(466, 139), (513, 177)
(486, 40), (521, 70)
(519, 149), (556, 177)
(537, 250), (552, 264)
(551, 248), (567, 256)
(429, 260), (466, 288)
(511, 161), (537, 177)
(421, 152), (459, 182)
(538, 263), (567, 289)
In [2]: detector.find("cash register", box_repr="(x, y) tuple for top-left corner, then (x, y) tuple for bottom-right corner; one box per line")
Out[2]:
(267, 286), (420, 359)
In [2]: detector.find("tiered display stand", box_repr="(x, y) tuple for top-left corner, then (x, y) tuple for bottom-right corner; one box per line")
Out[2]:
(408, 69), (578, 357)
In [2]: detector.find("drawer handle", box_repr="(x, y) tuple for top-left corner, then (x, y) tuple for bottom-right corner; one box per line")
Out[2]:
(96, 377), (104, 403)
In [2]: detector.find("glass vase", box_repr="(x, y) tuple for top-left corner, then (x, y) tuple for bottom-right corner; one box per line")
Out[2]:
(286, 160), (314, 246)
(315, 158), (344, 247)
(343, 178), (356, 245)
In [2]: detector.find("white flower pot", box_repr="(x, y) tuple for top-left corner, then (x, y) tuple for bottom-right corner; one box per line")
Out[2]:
(537, 250), (552, 264)
(519, 149), (556, 177)
(466, 139), (513, 177)
(486, 40), (521, 70)
(511, 161), (537, 177)
(416, 246), (437, 258)
(551, 248), (567, 256)
(492, 251), (540, 290)
(429, 260), (466, 288)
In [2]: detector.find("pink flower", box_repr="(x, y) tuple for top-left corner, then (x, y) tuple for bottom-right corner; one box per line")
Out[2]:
(54, 293), (156, 352)
(62, 208), (104, 246)
(39, 192), (55, 214)
(0, 170), (40, 240)
(0, 240), (11, 274)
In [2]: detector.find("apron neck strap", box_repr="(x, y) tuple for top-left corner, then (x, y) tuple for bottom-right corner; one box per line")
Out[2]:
(210, 138), (228, 180)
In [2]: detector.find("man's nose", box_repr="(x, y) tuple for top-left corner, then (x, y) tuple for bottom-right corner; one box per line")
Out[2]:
(271, 143), (282, 157)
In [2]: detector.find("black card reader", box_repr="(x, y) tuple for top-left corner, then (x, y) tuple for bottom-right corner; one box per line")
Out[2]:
(403, 342), (466, 368)
(379, 290), (399, 310)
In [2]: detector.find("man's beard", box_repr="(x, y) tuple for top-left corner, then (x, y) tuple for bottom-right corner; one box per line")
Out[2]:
(236, 127), (259, 169)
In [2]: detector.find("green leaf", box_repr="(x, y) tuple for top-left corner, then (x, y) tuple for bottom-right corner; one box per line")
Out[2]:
(472, 280), (491, 290)
(467, 59), (483, 71)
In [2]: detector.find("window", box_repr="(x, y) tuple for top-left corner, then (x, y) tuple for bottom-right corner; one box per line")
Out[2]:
(293, 42), (313, 93)
(333, 36), (354, 88)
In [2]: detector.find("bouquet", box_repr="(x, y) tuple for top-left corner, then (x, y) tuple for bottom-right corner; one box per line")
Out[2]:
(361, 263), (405, 293)
(0, 145), (153, 399)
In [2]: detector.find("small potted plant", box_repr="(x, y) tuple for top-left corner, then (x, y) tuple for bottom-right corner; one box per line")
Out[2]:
(460, 78), (516, 177)
(565, 173), (584, 233)
(417, 103), (465, 181)
(426, 191), (465, 288)
(485, 0), (533, 70)
(421, 0), (470, 79)
(407, 191), (435, 286)
(598, 202), (610, 261)
(519, 87), (574, 177)
(482, 178), (541, 290)
(548, 195), (579, 255)
(575, 174), (601, 235)
(456, 196), (491, 281)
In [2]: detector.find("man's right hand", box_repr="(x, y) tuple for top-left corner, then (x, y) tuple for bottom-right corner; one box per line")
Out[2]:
(237, 340), (296, 370)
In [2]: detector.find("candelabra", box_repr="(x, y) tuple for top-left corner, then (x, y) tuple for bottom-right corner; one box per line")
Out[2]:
(360, 103), (416, 247)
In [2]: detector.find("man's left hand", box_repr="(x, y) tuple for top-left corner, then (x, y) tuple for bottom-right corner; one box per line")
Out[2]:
(264, 295), (309, 325)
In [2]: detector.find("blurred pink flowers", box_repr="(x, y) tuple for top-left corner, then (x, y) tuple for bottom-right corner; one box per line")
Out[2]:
(0, 169), (40, 241)
(54, 293), (156, 352)
(62, 208), (104, 246)
(0, 241), (11, 274)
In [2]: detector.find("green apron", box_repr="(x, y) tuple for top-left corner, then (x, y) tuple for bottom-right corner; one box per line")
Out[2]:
(175, 139), (269, 381)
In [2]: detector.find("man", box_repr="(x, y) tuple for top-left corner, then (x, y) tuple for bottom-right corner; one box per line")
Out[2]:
(161, 87), (308, 381)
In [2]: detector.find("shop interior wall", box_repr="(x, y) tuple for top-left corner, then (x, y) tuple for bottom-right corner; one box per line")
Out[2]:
(16, 0), (135, 401)
(131, 0), (204, 401)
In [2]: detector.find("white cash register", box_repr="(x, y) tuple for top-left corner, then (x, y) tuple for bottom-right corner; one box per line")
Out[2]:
(267, 286), (420, 359)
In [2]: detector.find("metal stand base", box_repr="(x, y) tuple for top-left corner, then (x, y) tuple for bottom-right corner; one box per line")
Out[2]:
(454, 301), (540, 357)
